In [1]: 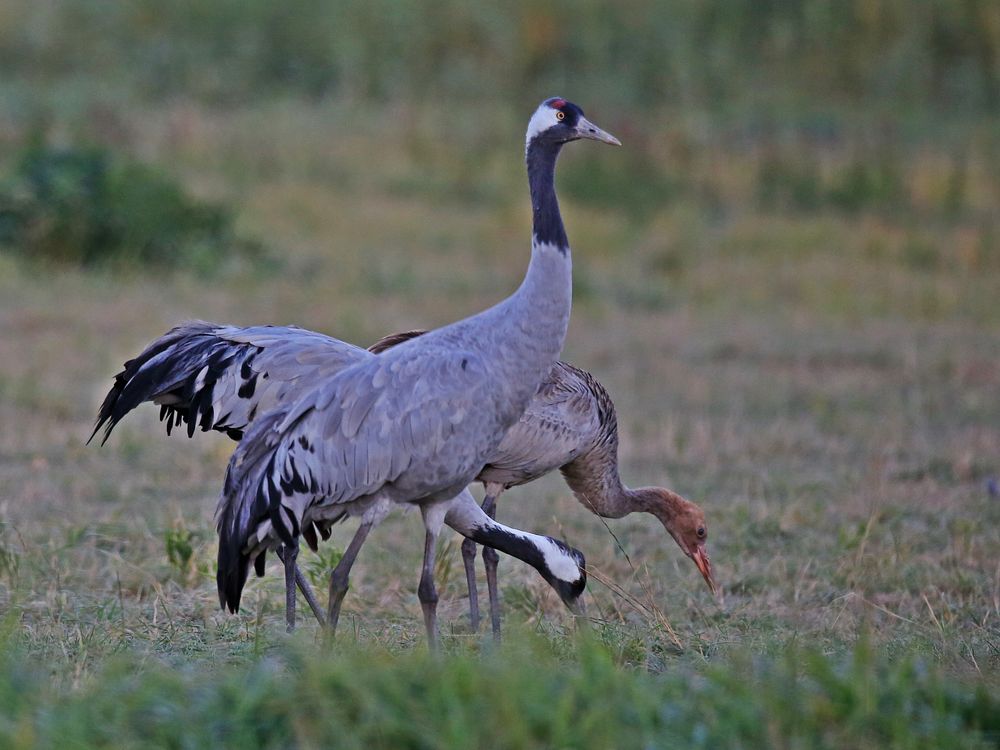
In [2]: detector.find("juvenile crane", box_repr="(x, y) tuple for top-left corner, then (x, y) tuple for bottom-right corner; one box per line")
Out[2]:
(95, 99), (620, 644)
(370, 331), (717, 637)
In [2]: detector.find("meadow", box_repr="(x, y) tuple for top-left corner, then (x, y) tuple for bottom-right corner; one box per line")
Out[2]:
(1, 1), (999, 746)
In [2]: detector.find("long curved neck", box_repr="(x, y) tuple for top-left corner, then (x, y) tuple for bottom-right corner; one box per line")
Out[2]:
(558, 401), (636, 518)
(563, 459), (686, 528)
(561, 433), (686, 526)
(444, 490), (580, 584)
(527, 138), (568, 249)
(485, 136), (573, 413)
(561, 450), (637, 519)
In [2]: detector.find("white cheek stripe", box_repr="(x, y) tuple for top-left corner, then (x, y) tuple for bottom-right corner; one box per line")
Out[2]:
(539, 537), (581, 582)
(526, 106), (559, 148)
(463, 511), (582, 584)
(507, 528), (579, 583)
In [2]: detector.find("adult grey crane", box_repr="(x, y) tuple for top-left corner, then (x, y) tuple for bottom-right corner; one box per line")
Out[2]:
(217, 98), (618, 646)
(95, 98), (620, 645)
(91, 324), (591, 631)
(369, 331), (717, 638)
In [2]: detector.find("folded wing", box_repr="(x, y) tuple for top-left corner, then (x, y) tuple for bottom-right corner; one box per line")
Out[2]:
(90, 321), (370, 444)
(216, 344), (494, 613)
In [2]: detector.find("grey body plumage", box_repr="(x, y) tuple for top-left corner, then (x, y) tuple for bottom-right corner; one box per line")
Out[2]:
(216, 234), (575, 622)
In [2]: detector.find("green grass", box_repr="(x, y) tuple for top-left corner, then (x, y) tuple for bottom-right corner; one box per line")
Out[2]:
(1, 635), (997, 749)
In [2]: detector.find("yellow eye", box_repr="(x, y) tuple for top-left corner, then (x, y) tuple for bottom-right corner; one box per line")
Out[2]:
(556, 110), (565, 121)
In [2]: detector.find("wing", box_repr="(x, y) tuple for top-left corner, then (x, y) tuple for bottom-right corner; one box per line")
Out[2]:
(90, 321), (371, 444)
(479, 360), (602, 486)
(216, 344), (495, 612)
(372, 333), (604, 487)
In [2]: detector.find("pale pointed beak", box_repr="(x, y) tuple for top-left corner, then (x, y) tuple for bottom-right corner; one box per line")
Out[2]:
(691, 544), (718, 597)
(575, 116), (622, 146)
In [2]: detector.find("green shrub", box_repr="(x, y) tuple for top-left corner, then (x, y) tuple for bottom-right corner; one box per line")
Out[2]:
(304, 546), (344, 590)
(164, 524), (195, 579)
(757, 151), (825, 213)
(0, 141), (262, 272)
(0, 524), (18, 586)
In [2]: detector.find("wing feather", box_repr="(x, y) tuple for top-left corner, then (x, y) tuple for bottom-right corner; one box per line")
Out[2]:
(216, 345), (493, 612)
(91, 322), (370, 444)
(479, 361), (601, 486)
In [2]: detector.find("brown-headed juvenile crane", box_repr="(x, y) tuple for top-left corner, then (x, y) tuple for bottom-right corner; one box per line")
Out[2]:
(93, 98), (620, 646)
(369, 331), (717, 638)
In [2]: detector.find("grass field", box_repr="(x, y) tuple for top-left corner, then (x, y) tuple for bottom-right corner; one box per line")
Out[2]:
(1, 6), (999, 741)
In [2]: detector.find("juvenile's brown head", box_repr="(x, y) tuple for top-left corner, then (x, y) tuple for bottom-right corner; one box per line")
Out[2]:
(642, 487), (717, 596)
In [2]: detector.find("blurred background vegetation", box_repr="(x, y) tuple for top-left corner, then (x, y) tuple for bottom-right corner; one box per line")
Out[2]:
(0, 0), (997, 273)
(0, 0), (996, 280)
(3, 0), (998, 111)
(0, 1), (997, 745)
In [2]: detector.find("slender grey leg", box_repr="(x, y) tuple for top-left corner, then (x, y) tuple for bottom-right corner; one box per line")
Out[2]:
(280, 544), (298, 633)
(295, 565), (327, 628)
(327, 520), (375, 637)
(276, 546), (327, 628)
(461, 537), (480, 632)
(481, 493), (502, 641)
(418, 525), (440, 651)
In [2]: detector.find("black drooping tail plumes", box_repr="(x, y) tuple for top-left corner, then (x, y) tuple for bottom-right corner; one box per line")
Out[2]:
(89, 321), (258, 445)
(90, 320), (363, 613)
(214, 400), (342, 613)
(215, 398), (284, 612)
(90, 322), (372, 448)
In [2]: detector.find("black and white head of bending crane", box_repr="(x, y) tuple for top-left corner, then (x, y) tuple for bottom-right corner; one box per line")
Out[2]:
(525, 97), (621, 248)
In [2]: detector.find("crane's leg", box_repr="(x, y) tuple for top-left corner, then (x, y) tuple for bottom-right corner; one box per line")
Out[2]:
(461, 537), (481, 632)
(281, 544), (298, 633)
(326, 519), (376, 637)
(276, 546), (328, 628)
(481, 487), (503, 642)
(418, 524), (441, 651)
(295, 565), (327, 628)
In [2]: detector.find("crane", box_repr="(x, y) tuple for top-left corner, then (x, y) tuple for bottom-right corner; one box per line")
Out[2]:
(95, 99), (620, 645)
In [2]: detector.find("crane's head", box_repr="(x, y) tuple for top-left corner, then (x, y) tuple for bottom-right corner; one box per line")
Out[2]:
(526, 97), (621, 150)
(645, 488), (718, 597)
(537, 536), (588, 615)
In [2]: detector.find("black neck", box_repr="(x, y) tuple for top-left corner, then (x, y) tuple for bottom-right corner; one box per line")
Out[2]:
(526, 137), (568, 250)
(468, 524), (585, 604)
(470, 525), (548, 576)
